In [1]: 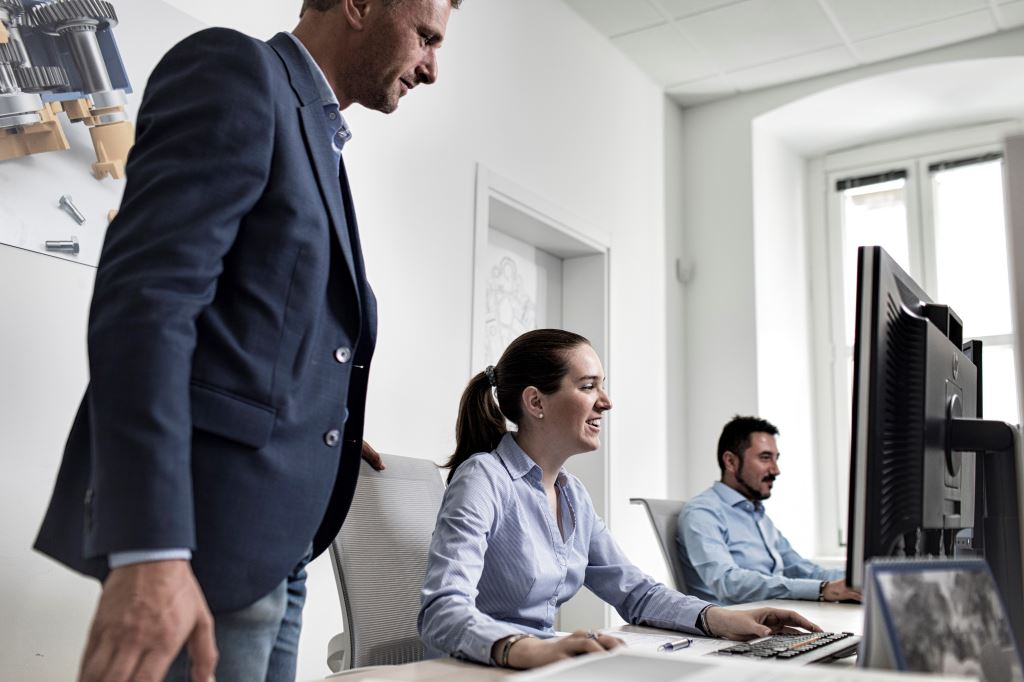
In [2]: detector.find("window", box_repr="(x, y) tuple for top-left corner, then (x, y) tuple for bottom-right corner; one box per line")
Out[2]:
(821, 127), (1017, 547)
(929, 157), (1018, 424)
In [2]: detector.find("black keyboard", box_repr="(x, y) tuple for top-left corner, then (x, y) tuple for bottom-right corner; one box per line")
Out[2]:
(711, 631), (857, 661)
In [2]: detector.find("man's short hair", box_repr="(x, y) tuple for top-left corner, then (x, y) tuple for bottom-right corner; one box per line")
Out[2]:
(300, 0), (463, 17)
(716, 415), (780, 474)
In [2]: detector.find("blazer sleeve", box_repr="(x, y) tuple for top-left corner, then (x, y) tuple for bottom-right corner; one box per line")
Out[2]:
(85, 28), (276, 557)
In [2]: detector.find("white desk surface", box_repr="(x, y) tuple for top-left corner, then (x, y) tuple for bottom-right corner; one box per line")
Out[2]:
(731, 599), (863, 634)
(326, 600), (864, 681)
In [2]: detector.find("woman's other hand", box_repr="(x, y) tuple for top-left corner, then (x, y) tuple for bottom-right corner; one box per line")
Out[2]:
(494, 630), (624, 669)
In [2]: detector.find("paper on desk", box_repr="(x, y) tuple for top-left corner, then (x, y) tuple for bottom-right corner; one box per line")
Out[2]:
(600, 629), (725, 654)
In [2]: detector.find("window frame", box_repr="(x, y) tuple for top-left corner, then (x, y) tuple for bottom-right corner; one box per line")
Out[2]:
(811, 121), (1023, 554)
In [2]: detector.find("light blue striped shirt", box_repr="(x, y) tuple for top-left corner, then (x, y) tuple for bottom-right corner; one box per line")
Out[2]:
(679, 481), (842, 605)
(418, 433), (710, 665)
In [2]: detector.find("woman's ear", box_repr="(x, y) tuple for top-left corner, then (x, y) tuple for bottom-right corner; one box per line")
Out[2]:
(521, 386), (545, 420)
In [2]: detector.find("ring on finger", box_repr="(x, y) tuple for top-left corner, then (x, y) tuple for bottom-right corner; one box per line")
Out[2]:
(585, 630), (599, 640)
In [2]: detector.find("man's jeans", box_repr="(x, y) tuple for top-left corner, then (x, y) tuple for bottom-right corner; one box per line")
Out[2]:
(165, 547), (312, 682)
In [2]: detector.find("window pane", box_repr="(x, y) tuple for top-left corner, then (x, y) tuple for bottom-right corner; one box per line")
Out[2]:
(841, 179), (911, 347)
(981, 344), (1020, 425)
(933, 160), (1011, 338)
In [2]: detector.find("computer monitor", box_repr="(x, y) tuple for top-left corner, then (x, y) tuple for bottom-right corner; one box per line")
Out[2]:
(845, 245), (1024, 651)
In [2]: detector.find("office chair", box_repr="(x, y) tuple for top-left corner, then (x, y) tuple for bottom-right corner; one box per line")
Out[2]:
(326, 455), (446, 672)
(629, 497), (689, 593)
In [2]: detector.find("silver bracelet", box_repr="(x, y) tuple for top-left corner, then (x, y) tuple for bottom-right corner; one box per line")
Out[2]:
(499, 633), (534, 668)
(697, 605), (715, 637)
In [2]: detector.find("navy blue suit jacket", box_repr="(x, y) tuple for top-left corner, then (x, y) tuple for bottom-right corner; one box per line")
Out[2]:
(35, 29), (377, 612)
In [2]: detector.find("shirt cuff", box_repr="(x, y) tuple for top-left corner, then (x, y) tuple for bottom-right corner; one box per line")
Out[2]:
(454, 618), (532, 665)
(109, 548), (192, 569)
(790, 578), (823, 601)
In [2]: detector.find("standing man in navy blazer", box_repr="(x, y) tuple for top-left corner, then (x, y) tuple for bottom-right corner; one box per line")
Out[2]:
(34, 1), (461, 680)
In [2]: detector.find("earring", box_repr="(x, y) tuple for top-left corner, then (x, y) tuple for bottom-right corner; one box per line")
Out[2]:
(538, 412), (544, 419)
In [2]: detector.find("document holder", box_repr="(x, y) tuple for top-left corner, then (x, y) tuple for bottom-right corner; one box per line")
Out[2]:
(860, 558), (1024, 682)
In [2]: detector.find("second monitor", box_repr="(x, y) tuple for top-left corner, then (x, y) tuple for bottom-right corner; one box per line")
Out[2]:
(845, 245), (1024, 650)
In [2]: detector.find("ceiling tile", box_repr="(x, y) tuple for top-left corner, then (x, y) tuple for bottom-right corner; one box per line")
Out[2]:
(612, 23), (719, 86)
(562, 0), (666, 37)
(823, 0), (990, 41)
(677, 0), (844, 72)
(656, 0), (746, 19)
(666, 74), (737, 106)
(854, 9), (998, 63)
(996, 0), (1024, 28)
(726, 45), (857, 92)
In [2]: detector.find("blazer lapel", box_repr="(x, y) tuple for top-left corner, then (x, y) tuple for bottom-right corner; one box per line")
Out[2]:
(300, 106), (359, 281)
(268, 33), (360, 293)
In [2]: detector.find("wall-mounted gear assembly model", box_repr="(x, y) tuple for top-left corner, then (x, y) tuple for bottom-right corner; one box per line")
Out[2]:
(0, 0), (132, 179)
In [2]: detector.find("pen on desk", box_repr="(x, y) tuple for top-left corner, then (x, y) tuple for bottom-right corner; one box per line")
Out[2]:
(658, 638), (693, 652)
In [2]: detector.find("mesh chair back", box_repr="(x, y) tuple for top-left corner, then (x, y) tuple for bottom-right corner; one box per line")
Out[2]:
(629, 497), (689, 593)
(330, 456), (446, 669)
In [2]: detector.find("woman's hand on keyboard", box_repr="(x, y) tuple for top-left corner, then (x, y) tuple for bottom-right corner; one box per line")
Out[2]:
(705, 606), (822, 641)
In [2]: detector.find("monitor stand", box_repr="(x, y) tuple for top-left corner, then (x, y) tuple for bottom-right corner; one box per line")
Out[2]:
(951, 417), (1024, 654)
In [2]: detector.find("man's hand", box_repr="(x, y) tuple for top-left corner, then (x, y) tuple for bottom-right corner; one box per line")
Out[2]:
(494, 630), (624, 669)
(361, 440), (385, 471)
(705, 606), (821, 641)
(822, 579), (862, 603)
(79, 560), (217, 682)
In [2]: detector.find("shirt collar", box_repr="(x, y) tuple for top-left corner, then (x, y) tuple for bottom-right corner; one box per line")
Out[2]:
(713, 480), (761, 512)
(286, 32), (338, 107)
(495, 433), (568, 486)
(285, 32), (352, 149)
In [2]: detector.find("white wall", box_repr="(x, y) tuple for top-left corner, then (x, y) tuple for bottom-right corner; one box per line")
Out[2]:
(665, 100), (689, 502)
(1, 1), (674, 680)
(750, 130), (817, 553)
(0, 248), (98, 681)
(673, 28), (1024, 557)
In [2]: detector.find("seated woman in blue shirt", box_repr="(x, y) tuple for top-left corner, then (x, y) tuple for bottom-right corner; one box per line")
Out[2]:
(418, 329), (820, 669)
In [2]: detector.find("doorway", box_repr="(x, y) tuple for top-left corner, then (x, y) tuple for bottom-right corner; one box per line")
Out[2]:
(471, 165), (611, 630)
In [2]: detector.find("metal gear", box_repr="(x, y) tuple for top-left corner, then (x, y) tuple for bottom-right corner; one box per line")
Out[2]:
(0, 0), (25, 16)
(0, 42), (23, 65)
(13, 64), (69, 91)
(30, 0), (117, 31)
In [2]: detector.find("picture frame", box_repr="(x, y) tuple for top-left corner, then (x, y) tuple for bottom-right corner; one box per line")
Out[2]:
(861, 558), (1024, 682)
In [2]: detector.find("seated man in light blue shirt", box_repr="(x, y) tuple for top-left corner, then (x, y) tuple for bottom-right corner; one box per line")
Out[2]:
(678, 415), (862, 606)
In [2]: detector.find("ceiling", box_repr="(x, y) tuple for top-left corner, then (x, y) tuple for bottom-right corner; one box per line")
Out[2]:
(562, 0), (1024, 107)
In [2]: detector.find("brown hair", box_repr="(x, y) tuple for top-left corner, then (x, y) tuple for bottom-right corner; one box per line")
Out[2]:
(443, 329), (590, 483)
(300, 0), (463, 17)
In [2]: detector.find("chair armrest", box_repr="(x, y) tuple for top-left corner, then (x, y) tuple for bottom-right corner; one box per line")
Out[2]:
(326, 632), (349, 673)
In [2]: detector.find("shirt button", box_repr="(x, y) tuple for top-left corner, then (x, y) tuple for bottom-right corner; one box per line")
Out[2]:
(324, 430), (341, 447)
(334, 347), (352, 363)
(329, 112), (337, 120)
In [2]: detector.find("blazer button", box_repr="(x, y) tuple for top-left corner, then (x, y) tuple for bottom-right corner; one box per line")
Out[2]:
(334, 347), (352, 364)
(324, 430), (341, 447)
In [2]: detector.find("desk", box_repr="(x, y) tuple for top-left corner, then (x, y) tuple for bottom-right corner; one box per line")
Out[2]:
(326, 600), (864, 681)
(729, 599), (863, 634)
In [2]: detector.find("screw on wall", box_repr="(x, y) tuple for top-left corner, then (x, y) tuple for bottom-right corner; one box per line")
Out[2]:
(45, 236), (79, 256)
(57, 194), (86, 224)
